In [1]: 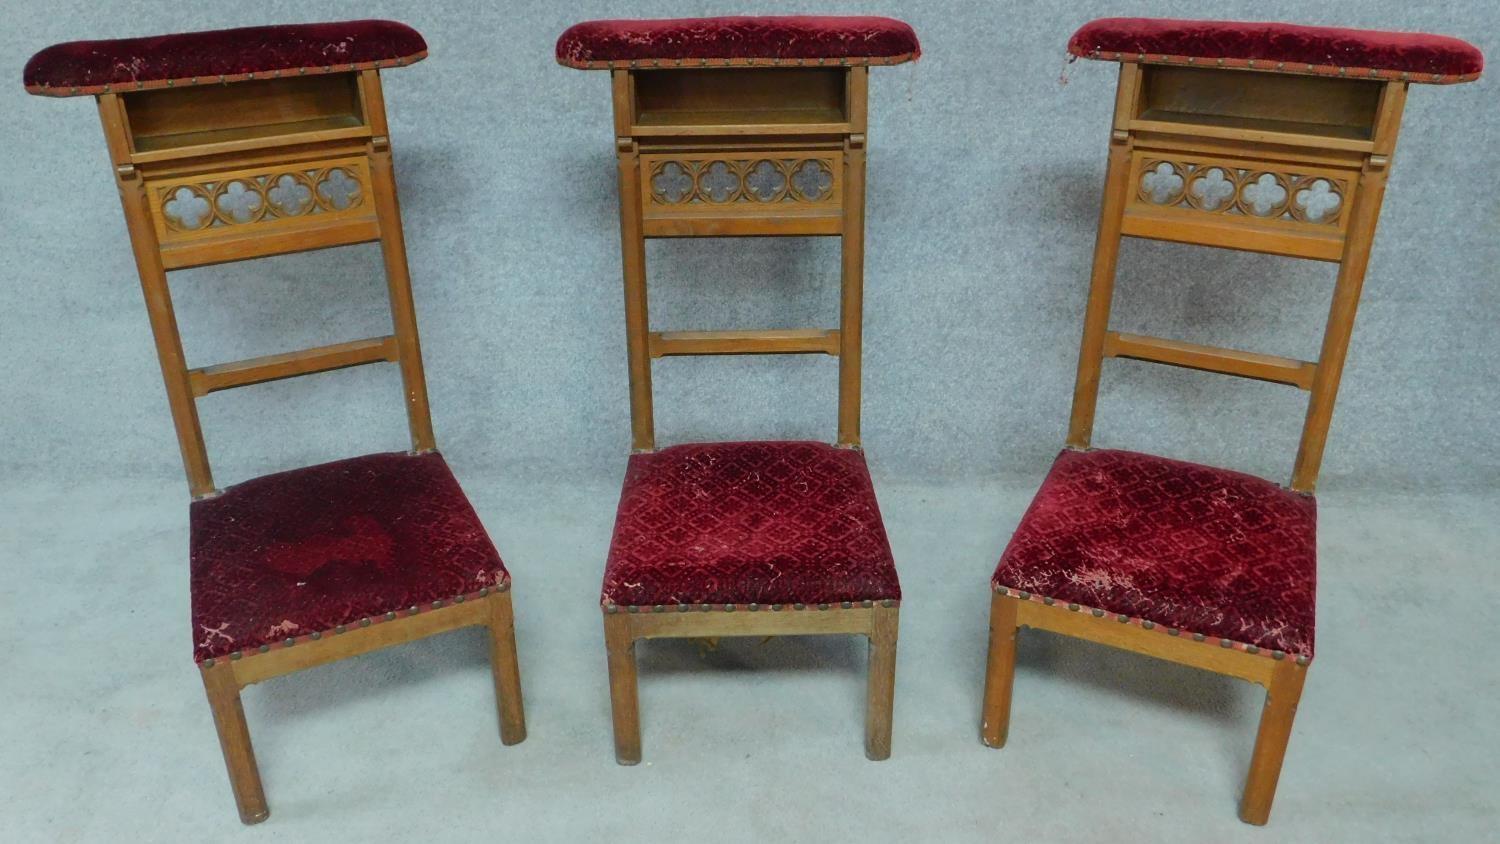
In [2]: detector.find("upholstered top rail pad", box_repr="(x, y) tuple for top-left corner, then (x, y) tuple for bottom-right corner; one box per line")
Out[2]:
(24, 19), (427, 97)
(1069, 17), (1482, 84)
(557, 16), (920, 69)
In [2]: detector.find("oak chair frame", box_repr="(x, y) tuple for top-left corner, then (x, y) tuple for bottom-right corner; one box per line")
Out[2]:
(980, 62), (1413, 825)
(88, 69), (525, 824)
(598, 65), (899, 764)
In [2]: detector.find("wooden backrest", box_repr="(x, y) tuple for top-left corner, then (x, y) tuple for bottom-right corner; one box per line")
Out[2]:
(94, 70), (433, 497)
(1066, 64), (1410, 493)
(608, 66), (871, 452)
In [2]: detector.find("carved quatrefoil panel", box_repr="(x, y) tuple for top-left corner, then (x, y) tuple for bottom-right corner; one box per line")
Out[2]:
(157, 165), (368, 233)
(648, 157), (838, 206)
(1137, 159), (1348, 226)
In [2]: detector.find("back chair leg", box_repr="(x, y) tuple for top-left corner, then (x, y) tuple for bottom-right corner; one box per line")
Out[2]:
(200, 662), (268, 825)
(487, 591), (528, 745)
(603, 611), (642, 765)
(980, 591), (1019, 748)
(864, 605), (899, 760)
(1239, 660), (1309, 825)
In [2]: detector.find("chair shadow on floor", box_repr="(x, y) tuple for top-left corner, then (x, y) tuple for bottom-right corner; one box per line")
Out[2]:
(1011, 627), (1268, 780)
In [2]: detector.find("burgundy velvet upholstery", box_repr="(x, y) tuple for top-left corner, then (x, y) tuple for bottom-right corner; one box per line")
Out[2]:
(992, 449), (1316, 658)
(1069, 17), (1482, 83)
(24, 19), (426, 97)
(602, 441), (900, 608)
(190, 451), (508, 662)
(557, 16), (919, 69)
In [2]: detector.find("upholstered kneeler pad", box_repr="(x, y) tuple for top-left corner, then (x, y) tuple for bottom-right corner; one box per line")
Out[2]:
(993, 449), (1316, 658)
(557, 16), (919, 69)
(24, 19), (426, 96)
(603, 441), (900, 608)
(190, 451), (508, 662)
(1070, 17), (1483, 83)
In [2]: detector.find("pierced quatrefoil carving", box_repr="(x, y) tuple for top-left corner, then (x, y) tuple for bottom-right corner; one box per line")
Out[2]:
(267, 174), (314, 216)
(163, 186), (212, 230)
(699, 162), (740, 203)
(1141, 162), (1184, 204)
(652, 162), (693, 203)
(317, 168), (362, 211)
(745, 161), (787, 202)
(1295, 179), (1342, 222)
(1241, 173), (1288, 217)
(1189, 168), (1235, 210)
(215, 181), (263, 224)
(791, 160), (834, 201)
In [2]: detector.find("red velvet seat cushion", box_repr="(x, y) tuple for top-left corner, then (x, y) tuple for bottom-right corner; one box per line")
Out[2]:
(190, 451), (508, 662)
(557, 16), (919, 69)
(1070, 17), (1482, 83)
(603, 441), (900, 608)
(25, 19), (426, 97)
(992, 449), (1316, 658)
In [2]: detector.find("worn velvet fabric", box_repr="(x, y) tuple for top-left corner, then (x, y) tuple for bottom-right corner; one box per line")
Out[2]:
(190, 451), (507, 662)
(602, 441), (900, 608)
(993, 449), (1316, 657)
(557, 16), (919, 68)
(24, 19), (426, 96)
(1070, 17), (1483, 83)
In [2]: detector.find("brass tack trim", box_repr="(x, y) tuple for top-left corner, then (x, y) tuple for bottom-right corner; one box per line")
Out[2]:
(284, 638), (295, 647)
(862, 600), (873, 608)
(1067, 603), (1080, 611)
(361, 618), (371, 628)
(497, 582), (510, 593)
(1272, 650), (1285, 660)
(1167, 628), (1179, 637)
(818, 603), (830, 611)
(1141, 620), (1155, 630)
(1092, 609), (1105, 618)
(1296, 655), (1310, 666)
(841, 601), (853, 609)
(432, 600), (443, 609)
(794, 603), (807, 610)
(454, 595), (464, 603)
(749, 603), (760, 612)
(1042, 597), (1054, 606)
(627, 606), (639, 614)
(1220, 639), (1233, 649)
(310, 631), (321, 640)
(772, 604), (784, 611)
(882, 599), (895, 608)
(203, 658), (215, 667)
(724, 604), (735, 612)
(605, 605), (618, 614)
(701, 604), (712, 612)
(1018, 591), (1031, 600)
(335, 625), (346, 634)
(653, 605), (664, 613)
(677, 604), (690, 613)
(408, 606), (419, 615)
(230, 651), (241, 661)
(478, 587), (489, 597)
(386, 612), (397, 621)
(1193, 633), (1206, 642)
(258, 644), (269, 653)
(1246, 645), (1259, 654)
(1117, 614), (1129, 623)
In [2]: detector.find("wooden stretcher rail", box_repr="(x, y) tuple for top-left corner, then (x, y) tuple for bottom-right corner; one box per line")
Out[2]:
(188, 335), (399, 396)
(1121, 207), (1345, 261)
(1104, 331), (1317, 389)
(642, 213), (843, 238)
(649, 328), (840, 358)
(160, 217), (382, 270)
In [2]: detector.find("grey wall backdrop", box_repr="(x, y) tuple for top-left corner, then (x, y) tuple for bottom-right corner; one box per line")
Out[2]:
(3, 1), (1495, 493)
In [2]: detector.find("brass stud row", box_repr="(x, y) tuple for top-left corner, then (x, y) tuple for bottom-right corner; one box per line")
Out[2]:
(604, 598), (897, 614)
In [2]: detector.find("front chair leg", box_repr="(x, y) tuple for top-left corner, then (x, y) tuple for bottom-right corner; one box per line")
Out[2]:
(980, 591), (1019, 748)
(865, 605), (899, 760)
(1239, 660), (1309, 825)
(487, 589), (527, 745)
(200, 661), (269, 825)
(603, 610), (642, 765)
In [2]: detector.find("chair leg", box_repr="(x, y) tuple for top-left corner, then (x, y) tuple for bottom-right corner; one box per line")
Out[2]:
(980, 591), (1019, 748)
(487, 590), (527, 745)
(200, 661), (269, 825)
(865, 605), (899, 760)
(1239, 660), (1309, 825)
(603, 611), (642, 765)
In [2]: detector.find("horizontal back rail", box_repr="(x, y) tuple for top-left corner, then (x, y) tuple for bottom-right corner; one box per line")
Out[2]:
(1103, 332), (1316, 390)
(649, 328), (840, 358)
(188, 335), (398, 396)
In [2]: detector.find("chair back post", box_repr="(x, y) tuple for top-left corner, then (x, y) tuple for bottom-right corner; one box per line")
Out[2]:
(97, 93), (216, 495)
(359, 70), (437, 453)
(87, 66), (436, 497)
(611, 70), (657, 452)
(837, 66), (869, 447)
(1291, 81), (1407, 492)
